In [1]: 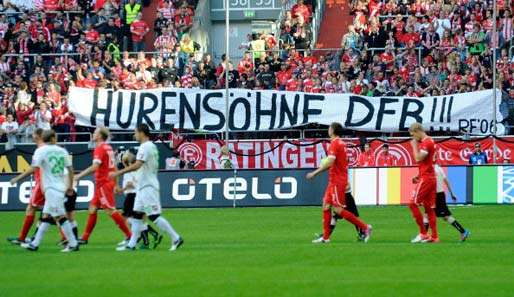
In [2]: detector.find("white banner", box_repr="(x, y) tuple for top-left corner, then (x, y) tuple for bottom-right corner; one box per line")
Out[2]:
(68, 87), (504, 134)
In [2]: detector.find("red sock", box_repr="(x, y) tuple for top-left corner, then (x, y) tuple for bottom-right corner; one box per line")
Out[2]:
(408, 203), (427, 235)
(82, 213), (97, 241)
(322, 209), (332, 240)
(338, 209), (368, 231)
(18, 214), (35, 241)
(111, 211), (131, 238)
(426, 207), (438, 239)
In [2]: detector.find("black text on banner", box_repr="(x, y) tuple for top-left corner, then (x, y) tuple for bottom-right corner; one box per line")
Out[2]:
(68, 87), (504, 134)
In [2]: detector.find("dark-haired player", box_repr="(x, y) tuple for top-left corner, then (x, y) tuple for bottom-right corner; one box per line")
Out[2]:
(111, 124), (183, 251)
(408, 123), (438, 243)
(75, 127), (131, 245)
(8, 128), (46, 244)
(307, 122), (372, 243)
(117, 151), (161, 249)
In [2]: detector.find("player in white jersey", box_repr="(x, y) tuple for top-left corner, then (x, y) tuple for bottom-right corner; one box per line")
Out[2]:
(110, 124), (183, 251)
(117, 151), (161, 249)
(19, 130), (79, 252)
(421, 163), (470, 242)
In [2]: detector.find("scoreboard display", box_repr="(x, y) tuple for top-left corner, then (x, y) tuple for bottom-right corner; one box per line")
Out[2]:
(224, 0), (278, 10)
(210, 0), (282, 20)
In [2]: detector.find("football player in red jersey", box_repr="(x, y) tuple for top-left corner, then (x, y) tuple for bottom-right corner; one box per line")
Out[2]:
(313, 183), (366, 242)
(74, 127), (131, 245)
(307, 122), (372, 243)
(7, 129), (46, 244)
(408, 123), (439, 243)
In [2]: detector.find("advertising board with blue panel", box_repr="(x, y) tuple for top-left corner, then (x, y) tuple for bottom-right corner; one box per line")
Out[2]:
(0, 166), (511, 211)
(349, 165), (513, 205)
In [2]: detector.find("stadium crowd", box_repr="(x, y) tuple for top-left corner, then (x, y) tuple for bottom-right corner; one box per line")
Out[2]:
(0, 0), (513, 145)
(343, 0), (512, 97)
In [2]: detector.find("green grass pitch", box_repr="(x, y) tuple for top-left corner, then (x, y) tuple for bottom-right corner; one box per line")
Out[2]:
(0, 205), (513, 297)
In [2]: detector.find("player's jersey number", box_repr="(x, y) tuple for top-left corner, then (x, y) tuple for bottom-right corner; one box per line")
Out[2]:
(49, 154), (65, 176)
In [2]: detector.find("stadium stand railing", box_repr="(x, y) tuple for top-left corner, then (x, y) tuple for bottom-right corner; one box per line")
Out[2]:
(311, 0), (325, 47)
(248, 46), (424, 67)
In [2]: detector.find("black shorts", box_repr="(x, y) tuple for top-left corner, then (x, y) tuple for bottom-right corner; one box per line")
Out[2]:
(123, 193), (136, 217)
(64, 191), (77, 212)
(344, 192), (359, 217)
(435, 192), (452, 217)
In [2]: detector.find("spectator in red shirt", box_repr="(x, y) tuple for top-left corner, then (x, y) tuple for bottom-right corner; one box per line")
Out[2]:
(29, 21), (51, 42)
(376, 144), (398, 166)
(15, 103), (33, 125)
(52, 101), (70, 138)
(47, 83), (62, 105)
(44, 0), (61, 11)
(76, 65), (98, 89)
(85, 24), (100, 44)
(357, 143), (375, 167)
(0, 110), (5, 125)
(237, 52), (254, 76)
(64, 0), (79, 10)
(130, 13), (149, 52)
(175, 4), (193, 33)
(291, 0), (312, 23)
(285, 75), (299, 91)
(276, 63), (292, 90)
(380, 47), (395, 72)
(400, 26), (420, 48)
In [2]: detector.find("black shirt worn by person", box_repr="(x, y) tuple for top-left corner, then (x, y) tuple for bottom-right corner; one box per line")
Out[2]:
(257, 71), (276, 89)
(228, 70), (239, 88)
(158, 67), (178, 83)
(154, 17), (169, 36)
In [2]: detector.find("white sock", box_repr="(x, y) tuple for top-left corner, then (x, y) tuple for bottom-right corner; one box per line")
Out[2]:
(446, 216), (456, 224)
(127, 219), (144, 248)
(61, 221), (78, 247)
(32, 222), (50, 247)
(155, 216), (180, 242)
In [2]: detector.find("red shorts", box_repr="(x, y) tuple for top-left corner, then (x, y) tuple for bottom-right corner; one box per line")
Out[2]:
(323, 183), (347, 208)
(29, 184), (45, 207)
(90, 182), (115, 209)
(411, 177), (436, 208)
